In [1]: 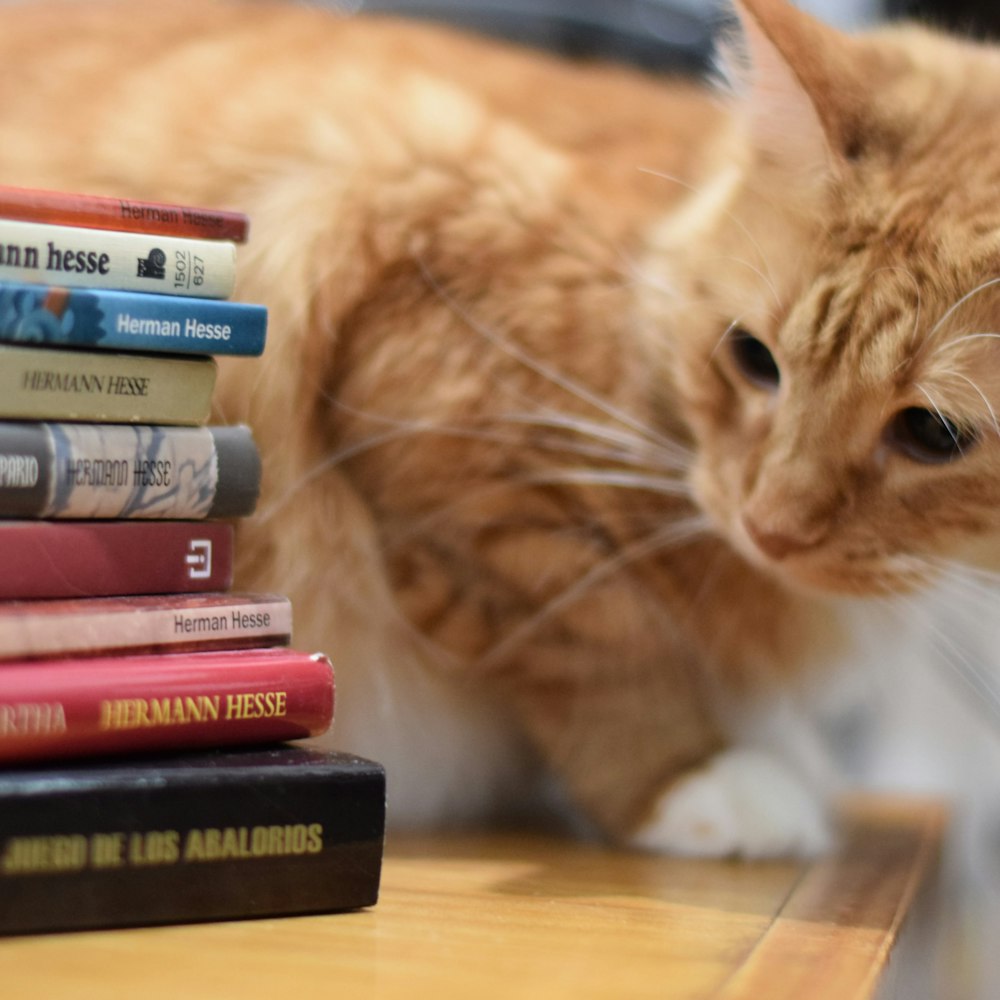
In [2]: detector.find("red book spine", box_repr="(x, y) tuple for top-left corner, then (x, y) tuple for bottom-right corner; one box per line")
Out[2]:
(0, 647), (334, 762)
(0, 521), (234, 599)
(0, 185), (249, 242)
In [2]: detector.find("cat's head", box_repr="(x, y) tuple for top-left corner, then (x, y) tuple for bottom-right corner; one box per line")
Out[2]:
(643, 0), (1000, 596)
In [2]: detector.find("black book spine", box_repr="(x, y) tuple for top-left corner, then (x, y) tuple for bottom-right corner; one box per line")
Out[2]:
(0, 749), (385, 933)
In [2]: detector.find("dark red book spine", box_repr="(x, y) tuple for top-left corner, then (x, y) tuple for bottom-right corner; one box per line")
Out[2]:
(0, 184), (249, 242)
(0, 521), (234, 599)
(0, 647), (334, 762)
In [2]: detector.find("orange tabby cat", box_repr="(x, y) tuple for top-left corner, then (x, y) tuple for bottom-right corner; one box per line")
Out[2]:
(2, 0), (1000, 869)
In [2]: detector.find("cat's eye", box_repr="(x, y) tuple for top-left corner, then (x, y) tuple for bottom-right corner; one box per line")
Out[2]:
(887, 407), (978, 464)
(729, 328), (780, 390)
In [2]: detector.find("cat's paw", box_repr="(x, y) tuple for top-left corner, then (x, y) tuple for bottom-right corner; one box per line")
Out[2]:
(628, 748), (832, 859)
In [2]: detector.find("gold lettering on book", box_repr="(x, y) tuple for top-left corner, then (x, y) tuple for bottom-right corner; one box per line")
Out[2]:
(224, 690), (287, 720)
(0, 702), (67, 737)
(127, 830), (180, 866)
(0, 824), (325, 877)
(182, 823), (323, 861)
(1, 835), (87, 874)
(90, 832), (126, 869)
(98, 695), (221, 730)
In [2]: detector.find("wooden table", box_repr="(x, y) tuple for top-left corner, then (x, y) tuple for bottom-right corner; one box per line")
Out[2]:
(0, 796), (945, 1000)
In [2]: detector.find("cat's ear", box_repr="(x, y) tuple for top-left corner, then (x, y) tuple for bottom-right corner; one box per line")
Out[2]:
(730, 0), (874, 181)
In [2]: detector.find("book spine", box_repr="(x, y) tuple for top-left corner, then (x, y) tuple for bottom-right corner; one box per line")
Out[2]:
(0, 344), (216, 425)
(0, 422), (260, 519)
(0, 520), (234, 599)
(0, 219), (235, 298)
(0, 749), (384, 932)
(0, 593), (292, 661)
(0, 282), (266, 356)
(0, 185), (249, 242)
(0, 648), (333, 762)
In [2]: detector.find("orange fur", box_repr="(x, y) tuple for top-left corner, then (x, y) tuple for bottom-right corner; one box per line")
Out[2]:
(1, 0), (999, 842)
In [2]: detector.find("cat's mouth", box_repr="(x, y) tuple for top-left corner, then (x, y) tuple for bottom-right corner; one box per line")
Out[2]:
(734, 531), (929, 597)
(692, 465), (933, 597)
(720, 507), (931, 597)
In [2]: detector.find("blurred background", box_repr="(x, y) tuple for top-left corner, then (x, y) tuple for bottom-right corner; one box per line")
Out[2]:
(339, 0), (1000, 73)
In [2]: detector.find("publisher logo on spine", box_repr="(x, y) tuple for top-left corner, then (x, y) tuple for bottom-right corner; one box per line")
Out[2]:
(136, 248), (166, 280)
(185, 539), (213, 580)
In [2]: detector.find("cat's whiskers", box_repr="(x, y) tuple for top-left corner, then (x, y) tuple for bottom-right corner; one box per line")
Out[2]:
(630, 251), (779, 313)
(476, 514), (713, 672)
(374, 478), (522, 552)
(877, 586), (1000, 728)
(930, 331), (1000, 356)
(496, 410), (694, 471)
(380, 466), (697, 560)
(636, 165), (781, 308)
(329, 394), (692, 474)
(256, 399), (691, 525)
(873, 550), (938, 590)
(708, 316), (749, 368)
(915, 383), (967, 451)
(516, 467), (693, 499)
(924, 276), (1000, 346)
(626, 251), (780, 333)
(897, 557), (1000, 722)
(931, 367), (1000, 438)
(254, 423), (428, 524)
(254, 422), (622, 524)
(917, 556), (1000, 611)
(922, 553), (1000, 589)
(413, 252), (675, 452)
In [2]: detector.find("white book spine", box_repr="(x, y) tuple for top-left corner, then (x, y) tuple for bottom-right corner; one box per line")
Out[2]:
(0, 218), (236, 298)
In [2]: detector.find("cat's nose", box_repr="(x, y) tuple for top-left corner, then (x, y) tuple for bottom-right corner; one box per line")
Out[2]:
(741, 513), (824, 561)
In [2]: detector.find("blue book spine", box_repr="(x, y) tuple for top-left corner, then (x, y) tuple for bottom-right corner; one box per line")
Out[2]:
(0, 281), (267, 356)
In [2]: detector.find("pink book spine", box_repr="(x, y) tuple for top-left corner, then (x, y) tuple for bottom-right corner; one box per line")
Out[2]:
(0, 647), (334, 762)
(0, 592), (292, 661)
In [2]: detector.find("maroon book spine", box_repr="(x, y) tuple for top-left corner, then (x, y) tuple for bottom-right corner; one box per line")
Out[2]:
(0, 647), (334, 762)
(0, 184), (249, 242)
(0, 521), (234, 599)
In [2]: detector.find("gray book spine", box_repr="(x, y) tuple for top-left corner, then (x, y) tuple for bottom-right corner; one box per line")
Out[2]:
(0, 422), (260, 519)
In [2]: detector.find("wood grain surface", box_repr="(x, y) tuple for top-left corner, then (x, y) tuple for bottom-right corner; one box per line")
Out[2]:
(0, 795), (945, 1000)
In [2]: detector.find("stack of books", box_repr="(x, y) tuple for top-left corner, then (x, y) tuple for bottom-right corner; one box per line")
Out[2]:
(0, 186), (384, 934)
